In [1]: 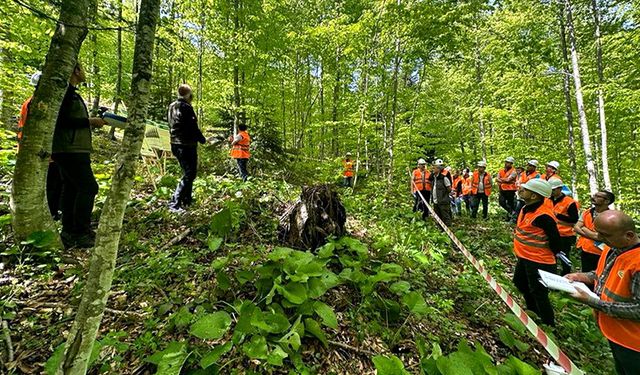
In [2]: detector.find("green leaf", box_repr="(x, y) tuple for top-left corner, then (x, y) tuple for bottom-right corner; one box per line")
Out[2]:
(209, 208), (232, 237)
(267, 344), (289, 366)
(145, 342), (189, 375)
(339, 237), (369, 257)
(435, 355), (474, 375)
(372, 355), (409, 375)
(0, 214), (11, 226)
(313, 301), (338, 329)
(251, 310), (291, 333)
(279, 331), (301, 351)
(389, 281), (411, 295)
(44, 344), (64, 375)
(200, 342), (233, 369)
(190, 312), (232, 340)
(402, 292), (429, 316)
(278, 282), (308, 304)
(504, 356), (539, 375)
(171, 306), (193, 328)
(304, 318), (328, 348)
(207, 237), (223, 252)
(23, 230), (57, 248)
(243, 335), (268, 360)
(317, 242), (335, 258)
(268, 246), (294, 261)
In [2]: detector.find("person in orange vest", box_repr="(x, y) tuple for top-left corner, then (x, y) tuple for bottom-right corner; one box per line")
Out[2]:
(460, 168), (472, 215)
(574, 190), (615, 272)
(470, 161), (492, 219)
(411, 158), (431, 219)
(496, 156), (518, 222)
(565, 210), (640, 374)
(513, 179), (564, 326)
(549, 178), (579, 275)
(544, 161), (561, 181)
(342, 152), (354, 187)
(451, 169), (463, 215)
(229, 123), (251, 181)
(513, 160), (541, 223)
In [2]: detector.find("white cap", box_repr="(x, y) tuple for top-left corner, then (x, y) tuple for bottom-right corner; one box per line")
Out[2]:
(434, 159), (444, 166)
(527, 159), (539, 167)
(417, 158), (427, 165)
(522, 179), (552, 198)
(505, 156), (515, 163)
(346, 152), (352, 156)
(547, 161), (560, 170)
(30, 71), (42, 86)
(477, 160), (487, 167)
(549, 178), (564, 190)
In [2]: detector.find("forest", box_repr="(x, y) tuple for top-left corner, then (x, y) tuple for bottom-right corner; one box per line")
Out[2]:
(1, 0), (640, 374)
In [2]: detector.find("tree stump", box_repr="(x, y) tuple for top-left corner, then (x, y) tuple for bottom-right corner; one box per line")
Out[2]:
(279, 185), (346, 250)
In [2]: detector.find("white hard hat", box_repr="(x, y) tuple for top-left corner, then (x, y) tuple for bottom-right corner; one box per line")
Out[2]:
(527, 159), (539, 167)
(30, 71), (42, 86)
(417, 158), (427, 165)
(434, 159), (444, 166)
(522, 179), (552, 198)
(477, 160), (487, 167)
(505, 156), (515, 163)
(444, 166), (452, 171)
(549, 178), (564, 190)
(547, 161), (560, 170)
(346, 152), (352, 156)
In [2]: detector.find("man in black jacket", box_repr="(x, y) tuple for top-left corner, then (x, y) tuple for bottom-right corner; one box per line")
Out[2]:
(52, 63), (106, 248)
(168, 84), (206, 212)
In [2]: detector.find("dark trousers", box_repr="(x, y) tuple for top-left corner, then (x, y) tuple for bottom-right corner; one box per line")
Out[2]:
(513, 257), (557, 326)
(499, 190), (516, 219)
(47, 161), (63, 220)
(581, 250), (601, 273)
(610, 340), (640, 375)
(236, 158), (249, 181)
(343, 176), (353, 187)
(513, 199), (525, 222)
(471, 193), (489, 219)
(558, 236), (576, 275)
(434, 203), (452, 227)
(413, 190), (431, 219)
(52, 153), (99, 235)
(171, 144), (198, 209)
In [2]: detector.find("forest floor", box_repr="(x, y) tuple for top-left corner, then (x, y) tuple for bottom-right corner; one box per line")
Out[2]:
(0, 138), (615, 374)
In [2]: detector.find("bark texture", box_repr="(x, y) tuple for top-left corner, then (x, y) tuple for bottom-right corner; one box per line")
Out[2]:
(11, 0), (93, 242)
(57, 0), (161, 373)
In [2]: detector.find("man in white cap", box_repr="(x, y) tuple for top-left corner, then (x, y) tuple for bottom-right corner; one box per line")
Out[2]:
(513, 160), (541, 222)
(411, 158), (431, 219)
(513, 179), (564, 326)
(471, 160), (492, 219)
(497, 156), (518, 222)
(549, 178), (579, 275)
(544, 161), (561, 181)
(342, 152), (354, 187)
(430, 159), (452, 226)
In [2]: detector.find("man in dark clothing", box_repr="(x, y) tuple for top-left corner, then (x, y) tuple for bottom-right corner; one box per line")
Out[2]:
(512, 179), (564, 326)
(52, 63), (106, 248)
(549, 178), (579, 275)
(430, 159), (452, 227)
(168, 84), (206, 212)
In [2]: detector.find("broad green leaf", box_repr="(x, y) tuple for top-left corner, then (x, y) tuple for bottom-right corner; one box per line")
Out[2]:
(504, 356), (539, 375)
(402, 291), (429, 316)
(209, 208), (232, 237)
(200, 342), (233, 369)
(278, 282), (308, 304)
(313, 301), (338, 329)
(23, 230), (57, 248)
(145, 342), (189, 375)
(389, 281), (411, 295)
(267, 344), (289, 366)
(372, 355), (409, 375)
(317, 242), (335, 258)
(251, 310), (291, 333)
(190, 312), (232, 340)
(304, 318), (328, 348)
(243, 335), (268, 360)
(207, 237), (223, 252)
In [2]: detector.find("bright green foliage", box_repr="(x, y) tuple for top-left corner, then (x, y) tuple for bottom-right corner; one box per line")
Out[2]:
(189, 312), (233, 340)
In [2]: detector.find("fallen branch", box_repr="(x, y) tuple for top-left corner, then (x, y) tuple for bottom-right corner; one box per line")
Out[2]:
(15, 301), (149, 319)
(160, 228), (192, 251)
(328, 340), (377, 357)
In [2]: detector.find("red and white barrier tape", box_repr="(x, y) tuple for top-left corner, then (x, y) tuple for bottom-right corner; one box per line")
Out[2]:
(412, 184), (583, 375)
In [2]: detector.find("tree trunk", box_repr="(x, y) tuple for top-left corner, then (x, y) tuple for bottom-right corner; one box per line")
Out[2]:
(11, 0), (93, 242)
(332, 52), (340, 156)
(90, 32), (101, 117)
(565, 0), (598, 196)
(558, 2), (579, 200)
(232, 0), (240, 135)
(474, 37), (487, 161)
(57, 0), (160, 373)
(591, 0), (611, 192)
(388, 3), (401, 187)
(109, 0), (124, 140)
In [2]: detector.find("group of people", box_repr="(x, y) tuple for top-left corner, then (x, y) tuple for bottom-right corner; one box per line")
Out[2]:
(17, 68), (251, 247)
(411, 156), (638, 374)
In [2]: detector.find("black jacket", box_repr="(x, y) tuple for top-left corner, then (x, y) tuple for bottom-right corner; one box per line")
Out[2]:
(168, 99), (205, 146)
(52, 85), (92, 153)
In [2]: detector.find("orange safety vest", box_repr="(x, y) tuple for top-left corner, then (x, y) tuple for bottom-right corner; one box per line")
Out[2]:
(519, 171), (541, 186)
(577, 209), (605, 256)
(544, 172), (561, 181)
(412, 168), (431, 193)
(514, 202), (557, 264)
(343, 160), (354, 177)
(461, 176), (472, 195)
(452, 176), (462, 194)
(230, 131), (251, 159)
(498, 167), (518, 191)
(471, 170), (492, 196)
(552, 195), (579, 237)
(595, 245), (640, 351)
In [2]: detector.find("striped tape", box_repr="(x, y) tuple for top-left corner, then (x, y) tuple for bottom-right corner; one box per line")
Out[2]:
(411, 184), (583, 375)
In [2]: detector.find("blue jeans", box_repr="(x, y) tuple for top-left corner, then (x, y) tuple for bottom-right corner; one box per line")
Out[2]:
(236, 158), (249, 181)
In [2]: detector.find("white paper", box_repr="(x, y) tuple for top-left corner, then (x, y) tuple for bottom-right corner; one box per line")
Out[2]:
(538, 270), (600, 300)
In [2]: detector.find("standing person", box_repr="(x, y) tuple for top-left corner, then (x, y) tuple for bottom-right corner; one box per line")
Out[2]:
(565, 210), (640, 375)
(513, 179), (564, 326)
(451, 169), (463, 216)
(411, 159), (431, 219)
(460, 168), (472, 215)
(342, 152), (354, 187)
(574, 190), (615, 272)
(430, 160), (453, 226)
(168, 84), (206, 213)
(229, 124), (251, 181)
(52, 63), (107, 248)
(513, 160), (541, 223)
(497, 157), (518, 222)
(470, 161), (492, 220)
(18, 71), (63, 220)
(549, 178), (579, 275)
(544, 161), (561, 181)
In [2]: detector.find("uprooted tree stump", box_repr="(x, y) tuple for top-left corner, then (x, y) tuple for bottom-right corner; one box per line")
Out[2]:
(278, 184), (347, 250)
